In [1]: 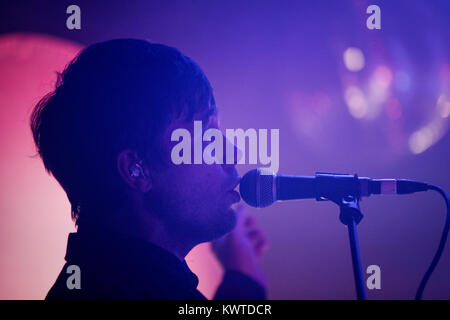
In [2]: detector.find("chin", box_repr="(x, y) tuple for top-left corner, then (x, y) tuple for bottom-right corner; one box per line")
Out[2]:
(201, 206), (237, 242)
(217, 206), (238, 235)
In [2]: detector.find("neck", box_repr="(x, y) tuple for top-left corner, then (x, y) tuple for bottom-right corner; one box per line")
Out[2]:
(77, 206), (195, 261)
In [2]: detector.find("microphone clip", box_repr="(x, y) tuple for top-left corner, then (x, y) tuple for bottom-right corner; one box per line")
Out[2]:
(315, 172), (362, 202)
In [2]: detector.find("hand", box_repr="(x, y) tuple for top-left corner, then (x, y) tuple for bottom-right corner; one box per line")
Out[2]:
(211, 204), (268, 288)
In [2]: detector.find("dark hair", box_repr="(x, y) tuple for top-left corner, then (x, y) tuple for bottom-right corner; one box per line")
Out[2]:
(30, 39), (216, 225)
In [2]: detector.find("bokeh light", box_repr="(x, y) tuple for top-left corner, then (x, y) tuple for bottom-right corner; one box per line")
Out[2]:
(345, 86), (368, 118)
(343, 47), (365, 72)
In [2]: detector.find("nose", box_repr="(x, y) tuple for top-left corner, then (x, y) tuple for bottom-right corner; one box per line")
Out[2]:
(221, 133), (243, 172)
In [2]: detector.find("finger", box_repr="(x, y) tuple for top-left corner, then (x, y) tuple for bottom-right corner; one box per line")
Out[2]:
(254, 237), (269, 257)
(234, 204), (248, 228)
(246, 228), (268, 256)
(244, 215), (257, 228)
(246, 228), (264, 241)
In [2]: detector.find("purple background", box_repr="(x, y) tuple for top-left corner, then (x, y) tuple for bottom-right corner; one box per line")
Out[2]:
(0, 0), (449, 299)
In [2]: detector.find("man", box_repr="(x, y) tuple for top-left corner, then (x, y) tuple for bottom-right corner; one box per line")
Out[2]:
(31, 39), (267, 299)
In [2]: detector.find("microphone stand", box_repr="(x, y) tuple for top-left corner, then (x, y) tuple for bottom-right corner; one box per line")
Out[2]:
(316, 172), (366, 299)
(335, 195), (366, 300)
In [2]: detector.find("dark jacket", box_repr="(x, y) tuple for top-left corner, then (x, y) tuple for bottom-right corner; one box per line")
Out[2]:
(46, 232), (266, 300)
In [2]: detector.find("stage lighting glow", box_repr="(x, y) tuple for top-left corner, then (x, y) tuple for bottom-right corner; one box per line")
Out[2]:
(0, 33), (81, 299)
(343, 47), (365, 72)
(372, 65), (393, 90)
(409, 129), (433, 154)
(409, 118), (447, 154)
(345, 86), (368, 118)
(437, 94), (450, 119)
(0, 32), (223, 300)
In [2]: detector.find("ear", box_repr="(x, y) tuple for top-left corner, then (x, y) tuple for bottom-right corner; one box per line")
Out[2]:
(117, 149), (152, 193)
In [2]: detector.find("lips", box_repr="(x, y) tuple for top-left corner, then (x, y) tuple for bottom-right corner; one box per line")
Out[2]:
(225, 176), (241, 204)
(229, 189), (241, 203)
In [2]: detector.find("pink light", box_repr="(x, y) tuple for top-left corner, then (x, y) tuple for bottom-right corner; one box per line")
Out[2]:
(0, 33), (221, 299)
(385, 97), (403, 120)
(373, 65), (393, 89)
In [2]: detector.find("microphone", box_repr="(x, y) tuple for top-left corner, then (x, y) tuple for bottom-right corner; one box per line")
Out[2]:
(239, 168), (430, 208)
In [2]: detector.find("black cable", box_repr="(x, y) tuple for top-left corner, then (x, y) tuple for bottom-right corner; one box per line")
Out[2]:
(415, 185), (450, 300)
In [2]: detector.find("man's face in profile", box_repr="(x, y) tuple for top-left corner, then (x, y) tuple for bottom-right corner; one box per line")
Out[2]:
(145, 111), (241, 244)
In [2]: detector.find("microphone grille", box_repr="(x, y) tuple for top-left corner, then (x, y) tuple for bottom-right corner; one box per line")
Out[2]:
(239, 168), (275, 208)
